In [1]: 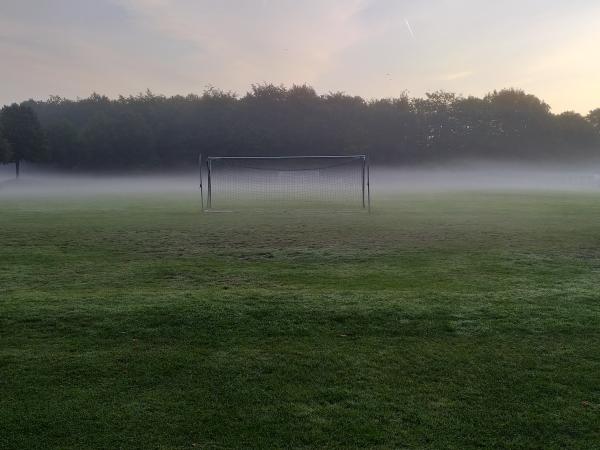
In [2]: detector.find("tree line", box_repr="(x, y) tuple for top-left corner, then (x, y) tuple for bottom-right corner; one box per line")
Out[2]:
(1, 84), (600, 175)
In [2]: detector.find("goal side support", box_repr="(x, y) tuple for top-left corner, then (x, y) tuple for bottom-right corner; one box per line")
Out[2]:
(367, 158), (371, 213)
(207, 158), (212, 209)
(199, 153), (204, 211)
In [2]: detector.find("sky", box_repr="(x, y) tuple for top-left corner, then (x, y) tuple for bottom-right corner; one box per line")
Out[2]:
(1, 0), (599, 114)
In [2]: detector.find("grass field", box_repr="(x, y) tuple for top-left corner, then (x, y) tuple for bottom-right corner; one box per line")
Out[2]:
(1, 190), (600, 449)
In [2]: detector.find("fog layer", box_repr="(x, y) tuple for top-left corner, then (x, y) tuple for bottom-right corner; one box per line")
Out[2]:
(2, 162), (600, 199)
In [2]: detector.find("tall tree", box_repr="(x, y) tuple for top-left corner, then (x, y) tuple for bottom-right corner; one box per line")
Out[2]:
(0, 132), (12, 164)
(0, 104), (46, 177)
(588, 109), (600, 133)
(484, 89), (553, 159)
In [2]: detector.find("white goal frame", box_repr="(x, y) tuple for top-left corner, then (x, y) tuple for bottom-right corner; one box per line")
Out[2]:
(199, 155), (370, 212)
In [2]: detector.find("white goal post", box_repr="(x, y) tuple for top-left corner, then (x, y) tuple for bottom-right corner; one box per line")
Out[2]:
(199, 155), (370, 211)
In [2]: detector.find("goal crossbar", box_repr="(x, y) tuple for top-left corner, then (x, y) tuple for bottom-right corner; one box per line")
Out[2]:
(208, 155), (366, 159)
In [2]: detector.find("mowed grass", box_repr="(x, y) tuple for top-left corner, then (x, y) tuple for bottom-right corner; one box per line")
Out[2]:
(1, 190), (600, 449)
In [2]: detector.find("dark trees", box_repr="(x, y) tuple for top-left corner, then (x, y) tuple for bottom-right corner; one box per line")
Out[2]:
(46, 120), (81, 169)
(0, 104), (45, 177)
(483, 89), (554, 160)
(588, 109), (600, 133)
(554, 112), (599, 159)
(0, 132), (12, 164)
(82, 111), (155, 169)
(5, 86), (598, 172)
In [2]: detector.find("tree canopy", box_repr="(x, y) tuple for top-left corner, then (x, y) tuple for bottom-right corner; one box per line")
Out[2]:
(0, 133), (12, 164)
(588, 109), (600, 132)
(0, 103), (46, 176)
(3, 85), (598, 171)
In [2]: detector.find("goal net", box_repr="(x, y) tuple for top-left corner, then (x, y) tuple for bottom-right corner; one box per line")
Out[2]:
(204, 155), (369, 210)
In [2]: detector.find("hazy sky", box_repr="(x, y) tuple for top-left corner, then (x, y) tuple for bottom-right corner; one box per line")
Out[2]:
(1, 0), (599, 113)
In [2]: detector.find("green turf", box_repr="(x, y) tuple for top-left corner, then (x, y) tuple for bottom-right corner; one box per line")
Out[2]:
(1, 191), (600, 449)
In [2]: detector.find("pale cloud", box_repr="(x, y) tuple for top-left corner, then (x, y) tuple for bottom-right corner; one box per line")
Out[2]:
(519, 25), (600, 113)
(1, 0), (599, 113)
(438, 71), (473, 81)
(113, 0), (373, 87)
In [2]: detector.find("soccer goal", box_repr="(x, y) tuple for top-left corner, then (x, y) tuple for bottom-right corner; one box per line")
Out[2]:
(199, 155), (370, 211)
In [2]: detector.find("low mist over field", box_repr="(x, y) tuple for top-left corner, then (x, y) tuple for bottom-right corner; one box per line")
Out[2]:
(3, 163), (600, 198)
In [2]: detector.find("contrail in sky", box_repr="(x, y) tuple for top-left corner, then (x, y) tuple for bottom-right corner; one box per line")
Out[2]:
(404, 18), (415, 40)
